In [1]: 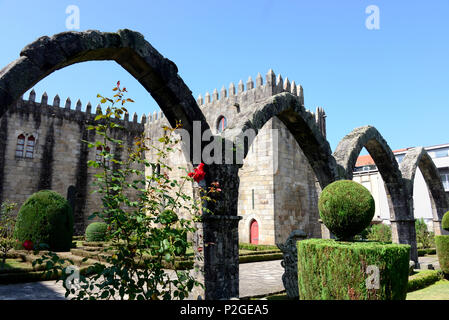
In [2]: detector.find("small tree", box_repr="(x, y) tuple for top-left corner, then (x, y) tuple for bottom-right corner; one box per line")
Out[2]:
(0, 201), (17, 268)
(415, 218), (434, 249)
(366, 223), (392, 243)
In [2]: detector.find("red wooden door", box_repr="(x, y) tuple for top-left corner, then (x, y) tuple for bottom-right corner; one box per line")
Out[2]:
(250, 220), (259, 244)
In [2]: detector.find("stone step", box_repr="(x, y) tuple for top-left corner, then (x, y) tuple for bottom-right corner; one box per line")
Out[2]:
(82, 241), (107, 248)
(70, 248), (110, 263)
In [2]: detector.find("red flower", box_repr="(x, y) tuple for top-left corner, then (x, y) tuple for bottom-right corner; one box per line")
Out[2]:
(23, 240), (33, 251)
(188, 163), (206, 183)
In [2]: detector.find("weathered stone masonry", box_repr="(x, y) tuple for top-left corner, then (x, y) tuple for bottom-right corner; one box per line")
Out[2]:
(0, 91), (144, 234)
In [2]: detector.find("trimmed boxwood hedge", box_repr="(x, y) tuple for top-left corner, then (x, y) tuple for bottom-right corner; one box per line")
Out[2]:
(239, 243), (280, 251)
(435, 235), (449, 275)
(85, 222), (108, 242)
(417, 248), (436, 257)
(13, 190), (73, 252)
(297, 239), (410, 300)
(407, 270), (442, 292)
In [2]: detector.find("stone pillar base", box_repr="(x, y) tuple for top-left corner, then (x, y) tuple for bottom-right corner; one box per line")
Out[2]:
(192, 215), (242, 300)
(391, 219), (418, 265)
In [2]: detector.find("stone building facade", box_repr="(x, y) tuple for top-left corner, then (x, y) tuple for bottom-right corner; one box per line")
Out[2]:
(0, 70), (326, 245)
(0, 90), (144, 234)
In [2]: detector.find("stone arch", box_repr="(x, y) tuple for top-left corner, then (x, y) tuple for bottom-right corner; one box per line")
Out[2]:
(231, 92), (338, 189)
(0, 29), (247, 300)
(0, 29), (209, 163)
(400, 147), (449, 235)
(333, 125), (417, 263)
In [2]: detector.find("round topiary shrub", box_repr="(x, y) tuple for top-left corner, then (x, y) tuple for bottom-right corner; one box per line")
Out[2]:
(319, 180), (375, 240)
(442, 211), (449, 232)
(85, 222), (108, 242)
(13, 190), (73, 252)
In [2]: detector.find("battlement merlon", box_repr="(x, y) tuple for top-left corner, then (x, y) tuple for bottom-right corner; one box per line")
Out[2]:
(192, 69), (326, 137)
(196, 69), (305, 110)
(9, 90), (148, 131)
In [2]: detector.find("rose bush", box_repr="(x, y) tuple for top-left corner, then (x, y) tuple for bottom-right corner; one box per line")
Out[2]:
(33, 82), (219, 300)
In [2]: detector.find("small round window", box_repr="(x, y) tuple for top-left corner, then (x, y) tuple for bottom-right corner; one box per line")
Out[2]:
(217, 116), (227, 133)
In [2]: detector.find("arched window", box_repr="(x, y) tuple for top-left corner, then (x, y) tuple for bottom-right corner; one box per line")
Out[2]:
(95, 145), (111, 166)
(15, 134), (25, 158)
(95, 146), (103, 162)
(104, 146), (111, 167)
(217, 116), (227, 133)
(25, 135), (35, 158)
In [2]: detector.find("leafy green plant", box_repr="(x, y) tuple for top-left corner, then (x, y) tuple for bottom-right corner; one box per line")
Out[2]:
(366, 223), (392, 243)
(0, 201), (17, 268)
(34, 82), (219, 300)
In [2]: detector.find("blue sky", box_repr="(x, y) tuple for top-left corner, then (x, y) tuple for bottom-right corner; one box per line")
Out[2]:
(0, 0), (448, 152)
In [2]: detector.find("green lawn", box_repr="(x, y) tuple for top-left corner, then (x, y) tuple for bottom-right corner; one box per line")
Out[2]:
(0, 258), (34, 272)
(406, 279), (449, 300)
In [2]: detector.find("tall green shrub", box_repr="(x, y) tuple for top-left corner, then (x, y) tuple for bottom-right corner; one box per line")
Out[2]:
(297, 239), (410, 300)
(13, 190), (73, 252)
(435, 236), (449, 275)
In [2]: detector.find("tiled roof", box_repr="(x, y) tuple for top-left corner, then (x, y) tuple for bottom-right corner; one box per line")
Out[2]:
(355, 154), (375, 167)
(355, 148), (411, 167)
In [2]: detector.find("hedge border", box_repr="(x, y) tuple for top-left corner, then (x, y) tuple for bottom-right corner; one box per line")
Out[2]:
(297, 239), (410, 300)
(407, 270), (443, 292)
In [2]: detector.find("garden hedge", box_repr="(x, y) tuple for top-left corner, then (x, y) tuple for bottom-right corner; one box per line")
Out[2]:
(85, 222), (108, 242)
(297, 239), (410, 300)
(435, 235), (449, 275)
(407, 270), (442, 292)
(417, 248), (436, 256)
(13, 190), (73, 252)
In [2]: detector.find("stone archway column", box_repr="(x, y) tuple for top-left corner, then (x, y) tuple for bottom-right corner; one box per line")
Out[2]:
(190, 163), (242, 300)
(390, 219), (418, 265)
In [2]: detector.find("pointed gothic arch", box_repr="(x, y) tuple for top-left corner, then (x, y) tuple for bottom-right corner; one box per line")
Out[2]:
(333, 125), (417, 263)
(400, 147), (449, 235)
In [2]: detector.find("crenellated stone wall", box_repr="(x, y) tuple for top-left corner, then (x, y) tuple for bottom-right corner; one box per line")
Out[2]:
(0, 90), (144, 234)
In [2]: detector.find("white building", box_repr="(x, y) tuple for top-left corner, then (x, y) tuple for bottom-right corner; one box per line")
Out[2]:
(353, 143), (449, 231)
